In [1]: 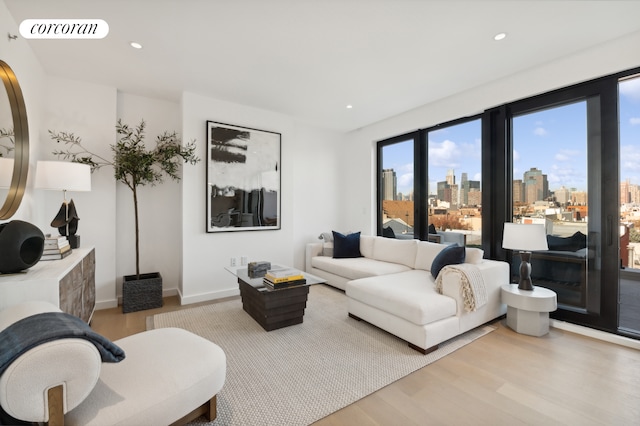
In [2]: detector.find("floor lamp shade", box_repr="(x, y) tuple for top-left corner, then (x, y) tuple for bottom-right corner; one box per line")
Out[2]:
(35, 161), (91, 248)
(502, 223), (549, 290)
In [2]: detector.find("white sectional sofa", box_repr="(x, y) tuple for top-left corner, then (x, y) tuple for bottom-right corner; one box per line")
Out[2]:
(306, 234), (509, 353)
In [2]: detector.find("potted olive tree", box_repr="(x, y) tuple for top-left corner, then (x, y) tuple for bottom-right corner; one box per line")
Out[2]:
(50, 119), (200, 312)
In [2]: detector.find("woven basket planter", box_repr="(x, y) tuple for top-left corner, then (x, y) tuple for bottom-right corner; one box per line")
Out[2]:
(122, 272), (163, 313)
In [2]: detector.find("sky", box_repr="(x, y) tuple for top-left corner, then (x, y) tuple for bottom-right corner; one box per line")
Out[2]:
(383, 76), (640, 196)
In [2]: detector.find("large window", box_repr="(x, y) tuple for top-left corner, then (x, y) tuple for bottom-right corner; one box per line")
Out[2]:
(376, 118), (481, 244)
(377, 67), (640, 337)
(619, 75), (640, 271)
(379, 138), (415, 239)
(619, 74), (640, 336)
(427, 119), (482, 247)
(511, 101), (589, 308)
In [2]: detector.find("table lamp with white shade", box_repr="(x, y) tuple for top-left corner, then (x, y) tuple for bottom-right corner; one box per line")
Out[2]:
(502, 222), (549, 291)
(35, 161), (91, 248)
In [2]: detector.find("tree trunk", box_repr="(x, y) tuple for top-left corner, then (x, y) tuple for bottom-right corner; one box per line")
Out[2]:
(133, 184), (140, 279)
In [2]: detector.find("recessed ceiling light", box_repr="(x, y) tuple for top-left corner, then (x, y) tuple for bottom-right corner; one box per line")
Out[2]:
(494, 33), (507, 41)
(346, 105), (353, 109)
(130, 41), (143, 49)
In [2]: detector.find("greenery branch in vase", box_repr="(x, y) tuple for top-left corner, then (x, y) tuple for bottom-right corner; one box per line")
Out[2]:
(49, 119), (200, 280)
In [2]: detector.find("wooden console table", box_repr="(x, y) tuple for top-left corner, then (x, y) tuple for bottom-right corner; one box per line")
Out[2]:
(0, 247), (96, 323)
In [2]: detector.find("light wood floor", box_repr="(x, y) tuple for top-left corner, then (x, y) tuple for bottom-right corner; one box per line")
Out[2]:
(92, 294), (640, 426)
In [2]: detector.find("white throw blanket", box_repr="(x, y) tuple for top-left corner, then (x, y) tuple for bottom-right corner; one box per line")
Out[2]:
(435, 263), (487, 312)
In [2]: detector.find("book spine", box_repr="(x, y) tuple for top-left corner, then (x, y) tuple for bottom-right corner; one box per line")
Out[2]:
(40, 249), (73, 260)
(44, 241), (70, 249)
(264, 274), (305, 283)
(42, 245), (72, 255)
(263, 278), (307, 289)
(44, 236), (67, 243)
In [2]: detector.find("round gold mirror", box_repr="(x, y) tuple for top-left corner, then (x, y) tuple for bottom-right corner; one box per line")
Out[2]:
(0, 60), (29, 220)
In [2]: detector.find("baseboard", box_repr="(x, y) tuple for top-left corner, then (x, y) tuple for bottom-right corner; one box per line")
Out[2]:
(96, 289), (178, 310)
(179, 287), (240, 305)
(550, 319), (640, 350)
(95, 299), (118, 310)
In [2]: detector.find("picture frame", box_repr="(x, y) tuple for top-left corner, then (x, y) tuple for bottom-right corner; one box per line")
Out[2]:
(206, 121), (281, 232)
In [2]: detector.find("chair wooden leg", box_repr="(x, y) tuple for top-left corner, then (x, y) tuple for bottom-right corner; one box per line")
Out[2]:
(206, 394), (217, 421)
(46, 385), (64, 426)
(168, 395), (217, 426)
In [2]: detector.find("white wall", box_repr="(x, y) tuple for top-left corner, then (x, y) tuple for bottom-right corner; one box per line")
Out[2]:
(42, 76), (118, 308)
(290, 122), (343, 268)
(179, 92), (342, 303)
(341, 30), (640, 236)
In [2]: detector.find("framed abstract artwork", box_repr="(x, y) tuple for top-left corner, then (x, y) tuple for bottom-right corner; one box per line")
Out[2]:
(206, 121), (281, 232)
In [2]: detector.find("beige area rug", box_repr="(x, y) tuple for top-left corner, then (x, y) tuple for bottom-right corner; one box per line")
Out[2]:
(149, 284), (494, 426)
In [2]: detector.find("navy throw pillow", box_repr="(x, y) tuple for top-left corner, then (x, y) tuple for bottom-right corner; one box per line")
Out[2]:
(382, 227), (396, 238)
(428, 224), (437, 234)
(332, 231), (362, 258)
(430, 243), (466, 279)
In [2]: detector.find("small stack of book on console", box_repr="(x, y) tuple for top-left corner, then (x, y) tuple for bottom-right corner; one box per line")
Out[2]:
(41, 235), (72, 261)
(263, 268), (306, 290)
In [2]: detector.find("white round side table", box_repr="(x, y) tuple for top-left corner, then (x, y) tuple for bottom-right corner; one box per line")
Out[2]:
(501, 284), (557, 336)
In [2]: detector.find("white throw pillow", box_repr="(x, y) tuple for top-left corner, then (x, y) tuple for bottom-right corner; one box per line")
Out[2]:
(465, 247), (484, 264)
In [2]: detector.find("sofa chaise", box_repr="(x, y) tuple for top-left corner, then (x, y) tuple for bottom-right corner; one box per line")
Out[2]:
(306, 233), (509, 353)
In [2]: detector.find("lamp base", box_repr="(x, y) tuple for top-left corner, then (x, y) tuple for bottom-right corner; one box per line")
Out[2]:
(518, 251), (534, 291)
(67, 234), (80, 249)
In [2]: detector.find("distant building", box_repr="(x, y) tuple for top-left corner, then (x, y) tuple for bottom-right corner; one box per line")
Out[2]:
(572, 191), (588, 205)
(620, 180), (640, 204)
(632, 184), (640, 204)
(382, 168), (397, 200)
(467, 188), (482, 206)
(461, 174), (480, 206)
(513, 179), (524, 203)
(523, 167), (548, 203)
(621, 180), (631, 204)
(437, 169), (459, 208)
(555, 186), (571, 205)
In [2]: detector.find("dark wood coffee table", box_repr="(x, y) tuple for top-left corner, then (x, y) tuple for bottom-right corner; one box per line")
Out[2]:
(229, 266), (326, 331)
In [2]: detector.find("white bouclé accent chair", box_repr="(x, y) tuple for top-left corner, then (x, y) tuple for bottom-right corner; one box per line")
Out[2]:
(0, 301), (226, 426)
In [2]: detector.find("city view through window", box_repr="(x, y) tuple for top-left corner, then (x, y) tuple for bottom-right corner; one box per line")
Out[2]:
(381, 119), (482, 246)
(381, 75), (640, 267)
(620, 76), (640, 270)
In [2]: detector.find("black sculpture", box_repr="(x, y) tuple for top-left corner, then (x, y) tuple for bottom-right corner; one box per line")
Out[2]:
(50, 198), (80, 248)
(0, 220), (45, 273)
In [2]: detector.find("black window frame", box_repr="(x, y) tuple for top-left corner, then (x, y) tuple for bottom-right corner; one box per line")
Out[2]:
(375, 65), (640, 338)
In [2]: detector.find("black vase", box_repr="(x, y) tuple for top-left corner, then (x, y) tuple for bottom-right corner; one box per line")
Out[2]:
(0, 220), (45, 274)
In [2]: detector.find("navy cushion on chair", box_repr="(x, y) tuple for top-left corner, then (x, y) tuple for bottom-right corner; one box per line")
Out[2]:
(430, 243), (466, 278)
(332, 231), (362, 258)
(546, 231), (587, 252)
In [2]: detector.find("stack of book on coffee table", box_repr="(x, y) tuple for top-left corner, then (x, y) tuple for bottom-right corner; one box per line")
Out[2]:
(263, 268), (307, 290)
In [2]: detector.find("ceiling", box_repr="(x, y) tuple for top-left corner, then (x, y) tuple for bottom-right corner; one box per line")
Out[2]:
(5, 0), (640, 132)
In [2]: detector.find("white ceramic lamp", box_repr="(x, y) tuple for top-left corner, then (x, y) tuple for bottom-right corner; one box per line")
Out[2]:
(35, 161), (91, 248)
(502, 223), (549, 290)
